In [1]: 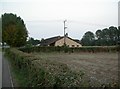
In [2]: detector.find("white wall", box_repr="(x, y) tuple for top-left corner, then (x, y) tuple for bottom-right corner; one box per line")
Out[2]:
(55, 37), (82, 47)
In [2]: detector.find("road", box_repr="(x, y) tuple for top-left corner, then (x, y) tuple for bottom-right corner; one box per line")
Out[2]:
(2, 52), (14, 88)
(0, 52), (2, 89)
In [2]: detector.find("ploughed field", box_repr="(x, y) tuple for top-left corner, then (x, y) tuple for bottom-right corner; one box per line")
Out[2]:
(32, 52), (118, 86)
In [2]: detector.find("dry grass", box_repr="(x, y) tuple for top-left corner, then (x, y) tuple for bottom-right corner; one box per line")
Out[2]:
(32, 52), (118, 86)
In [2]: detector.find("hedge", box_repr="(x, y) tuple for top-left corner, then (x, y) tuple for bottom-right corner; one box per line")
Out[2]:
(5, 48), (87, 88)
(19, 46), (119, 53)
(5, 48), (120, 88)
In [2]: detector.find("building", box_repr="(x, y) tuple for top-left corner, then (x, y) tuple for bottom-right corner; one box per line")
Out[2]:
(40, 35), (82, 47)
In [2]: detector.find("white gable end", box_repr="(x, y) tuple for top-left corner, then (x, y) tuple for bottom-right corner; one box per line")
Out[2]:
(55, 37), (82, 47)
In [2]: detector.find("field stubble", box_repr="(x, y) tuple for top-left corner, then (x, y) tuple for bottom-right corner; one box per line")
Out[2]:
(32, 52), (118, 86)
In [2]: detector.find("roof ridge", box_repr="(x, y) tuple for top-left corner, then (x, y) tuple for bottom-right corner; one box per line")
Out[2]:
(45, 36), (61, 40)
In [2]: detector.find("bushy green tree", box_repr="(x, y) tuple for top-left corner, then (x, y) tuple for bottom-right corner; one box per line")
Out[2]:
(117, 26), (120, 44)
(2, 13), (28, 47)
(81, 31), (95, 46)
(81, 26), (119, 46)
(95, 29), (102, 46)
(108, 26), (118, 45)
(95, 26), (119, 46)
(27, 37), (40, 46)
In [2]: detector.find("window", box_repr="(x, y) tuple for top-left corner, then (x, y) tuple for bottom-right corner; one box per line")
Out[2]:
(72, 45), (75, 47)
(77, 45), (79, 47)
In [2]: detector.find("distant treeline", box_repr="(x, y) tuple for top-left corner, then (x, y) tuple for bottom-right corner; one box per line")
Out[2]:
(81, 26), (120, 46)
(27, 26), (120, 47)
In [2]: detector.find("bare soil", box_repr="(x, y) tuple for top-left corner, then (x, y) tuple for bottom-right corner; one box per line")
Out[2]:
(32, 52), (118, 86)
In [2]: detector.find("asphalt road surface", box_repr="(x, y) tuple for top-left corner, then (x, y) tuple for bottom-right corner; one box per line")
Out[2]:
(2, 52), (14, 88)
(0, 52), (2, 89)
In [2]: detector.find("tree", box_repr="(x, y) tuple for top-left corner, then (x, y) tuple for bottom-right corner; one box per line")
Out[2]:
(101, 28), (109, 45)
(27, 37), (40, 46)
(108, 26), (118, 45)
(95, 26), (118, 46)
(82, 26), (119, 46)
(2, 13), (28, 47)
(81, 31), (95, 46)
(117, 26), (120, 44)
(95, 29), (102, 46)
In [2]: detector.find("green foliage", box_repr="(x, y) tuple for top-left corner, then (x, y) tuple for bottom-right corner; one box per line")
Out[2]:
(118, 26), (120, 43)
(26, 37), (40, 46)
(19, 46), (118, 54)
(5, 48), (86, 87)
(2, 13), (28, 47)
(81, 26), (120, 46)
(81, 31), (95, 46)
(5, 48), (119, 88)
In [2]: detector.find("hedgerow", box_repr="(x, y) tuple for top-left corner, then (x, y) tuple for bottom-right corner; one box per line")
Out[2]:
(5, 48), (119, 88)
(5, 48), (86, 88)
(19, 46), (118, 53)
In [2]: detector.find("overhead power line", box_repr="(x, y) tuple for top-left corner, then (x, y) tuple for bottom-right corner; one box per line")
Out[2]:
(68, 20), (110, 27)
(26, 19), (111, 27)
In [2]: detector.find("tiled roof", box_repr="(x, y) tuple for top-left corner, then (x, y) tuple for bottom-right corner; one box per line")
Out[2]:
(40, 36), (62, 46)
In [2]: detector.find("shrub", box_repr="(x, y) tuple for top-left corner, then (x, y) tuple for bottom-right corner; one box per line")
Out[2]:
(19, 46), (118, 53)
(5, 48), (86, 88)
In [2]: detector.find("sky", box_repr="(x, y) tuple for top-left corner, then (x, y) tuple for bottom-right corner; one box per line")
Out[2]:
(0, 0), (119, 40)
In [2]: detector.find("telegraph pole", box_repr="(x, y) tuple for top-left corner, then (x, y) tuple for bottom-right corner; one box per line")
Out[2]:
(64, 20), (67, 46)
